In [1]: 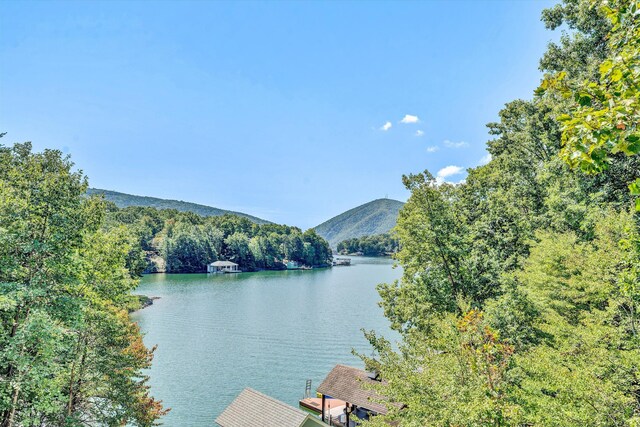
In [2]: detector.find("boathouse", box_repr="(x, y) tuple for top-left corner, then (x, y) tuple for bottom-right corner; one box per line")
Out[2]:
(286, 260), (301, 270)
(316, 364), (390, 425)
(332, 257), (351, 266)
(216, 388), (328, 427)
(207, 260), (240, 273)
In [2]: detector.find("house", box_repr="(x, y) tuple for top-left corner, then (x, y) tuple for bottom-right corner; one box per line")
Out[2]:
(207, 260), (240, 274)
(316, 364), (391, 425)
(216, 388), (328, 427)
(286, 260), (301, 269)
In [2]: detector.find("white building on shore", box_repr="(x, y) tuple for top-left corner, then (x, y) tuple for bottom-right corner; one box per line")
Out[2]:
(207, 260), (240, 273)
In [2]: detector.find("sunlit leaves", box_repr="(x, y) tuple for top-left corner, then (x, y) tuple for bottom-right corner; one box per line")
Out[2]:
(538, 0), (640, 208)
(363, 1), (640, 424)
(0, 143), (167, 426)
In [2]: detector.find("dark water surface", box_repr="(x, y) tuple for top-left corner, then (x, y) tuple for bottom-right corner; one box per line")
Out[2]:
(131, 256), (401, 425)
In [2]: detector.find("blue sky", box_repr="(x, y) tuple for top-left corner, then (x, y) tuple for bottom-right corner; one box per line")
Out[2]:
(0, 0), (558, 228)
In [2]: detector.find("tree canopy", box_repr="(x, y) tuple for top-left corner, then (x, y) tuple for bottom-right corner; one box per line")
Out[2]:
(359, 1), (640, 425)
(104, 205), (333, 274)
(336, 233), (399, 256)
(538, 0), (640, 208)
(0, 142), (167, 426)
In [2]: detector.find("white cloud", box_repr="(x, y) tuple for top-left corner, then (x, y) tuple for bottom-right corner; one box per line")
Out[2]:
(436, 165), (464, 184)
(479, 153), (492, 165)
(415, 130), (425, 137)
(400, 114), (419, 124)
(380, 121), (392, 131)
(437, 165), (463, 178)
(443, 139), (469, 148)
(426, 146), (439, 153)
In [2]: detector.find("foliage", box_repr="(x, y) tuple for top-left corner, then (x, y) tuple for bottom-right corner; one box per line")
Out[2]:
(377, 172), (503, 334)
(508, 213), (640, 425)
(336, 233), (399, 256)
(0, 143), (167, 426)
(360, 309), (519, 427)
(359, 0), (640, 425)
(538, 0), (640, 207)
(103, 206), (333, 273)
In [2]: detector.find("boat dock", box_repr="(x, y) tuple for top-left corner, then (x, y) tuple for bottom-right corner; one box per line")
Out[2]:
(332, 257), (351, 266)
(299, 397), (347, 425)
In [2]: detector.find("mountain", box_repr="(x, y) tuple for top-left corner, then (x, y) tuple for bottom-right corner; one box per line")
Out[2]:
(86, 188), (270, 224)
(314, 198), (405, 249)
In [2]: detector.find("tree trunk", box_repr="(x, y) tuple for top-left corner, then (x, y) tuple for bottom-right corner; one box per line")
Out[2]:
(2, 382), (21, 427)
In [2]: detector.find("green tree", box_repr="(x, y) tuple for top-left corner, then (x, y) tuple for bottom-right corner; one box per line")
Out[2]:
(336, 233), (399, 256)
(360, 309), (519, 426)
(300, 229), (332, 267)
(359, 0), (640, 424)
(378, 171), (501, 335)
(0, 142), (166, 426)
(508, 212), (640, 425)
(223, 232), (255, 271)
(538, 0), (640, 207)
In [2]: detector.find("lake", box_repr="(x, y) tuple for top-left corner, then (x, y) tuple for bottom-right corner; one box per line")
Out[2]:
(131, 256), (401, 425)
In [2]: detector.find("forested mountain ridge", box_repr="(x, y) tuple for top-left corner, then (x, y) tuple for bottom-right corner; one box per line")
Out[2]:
(87, 188), (270, 224)
(314, 198), (404, 249)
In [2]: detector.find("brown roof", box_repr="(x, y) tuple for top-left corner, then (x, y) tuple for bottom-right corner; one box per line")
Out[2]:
(216, 388), (325, 427)
(316, 365), (389, 415)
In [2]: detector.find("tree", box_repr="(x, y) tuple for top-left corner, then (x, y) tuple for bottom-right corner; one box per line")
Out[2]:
(378, 171), (501, 335)
(336, 234), (399, 256)
(223, 232), (255, 271)
(301, 229), (332, 267)
(358, 0), (640, 424)
(0, 142), (167, 426)
(538, 0), (640, 208)
(359, 309), (519, 426)
(163, 223), (217, 273)
(508, 212), (640, 425)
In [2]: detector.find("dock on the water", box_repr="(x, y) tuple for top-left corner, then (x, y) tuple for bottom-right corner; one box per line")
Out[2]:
(332, 257), (351, 266)
(299, 397), (347, 425)
(299, 397), (346, 414)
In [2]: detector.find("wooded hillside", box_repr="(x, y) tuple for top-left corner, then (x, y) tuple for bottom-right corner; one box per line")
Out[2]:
(314, 199), (404, 249)
(87, 188), (270, 224)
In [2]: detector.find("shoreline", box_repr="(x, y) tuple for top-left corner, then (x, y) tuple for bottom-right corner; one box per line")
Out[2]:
(130, 295), (160, 313)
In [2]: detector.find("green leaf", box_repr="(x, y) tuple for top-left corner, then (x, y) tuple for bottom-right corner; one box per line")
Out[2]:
(628, 139), (640, 154)
(611, 68), (623, 82)
(590, 149), (607, 163)
(600, 60), (614, 75)
(577, 93), (592, 106)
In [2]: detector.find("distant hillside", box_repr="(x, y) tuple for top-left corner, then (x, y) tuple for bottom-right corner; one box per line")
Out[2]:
(87, 188), (270, 224)
(314, 198), (405, 249)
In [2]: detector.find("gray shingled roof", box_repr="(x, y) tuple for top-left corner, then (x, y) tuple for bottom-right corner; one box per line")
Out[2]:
(216, 388), (320, 427)
(211, 261), (238, 267)
(316, 364), (389, 415)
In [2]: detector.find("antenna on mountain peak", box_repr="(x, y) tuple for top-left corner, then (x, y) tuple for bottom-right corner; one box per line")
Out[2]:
(385, 193), (388, 199)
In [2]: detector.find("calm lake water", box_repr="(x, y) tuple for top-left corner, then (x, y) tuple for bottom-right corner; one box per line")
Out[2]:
(131, 256), (402, 426)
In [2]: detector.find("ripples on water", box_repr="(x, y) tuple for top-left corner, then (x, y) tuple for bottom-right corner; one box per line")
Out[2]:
(131, 256), (401, 425)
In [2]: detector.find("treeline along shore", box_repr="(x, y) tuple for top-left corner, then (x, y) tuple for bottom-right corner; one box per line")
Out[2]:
(102, 204), (333, 274)
(336, 233), (399, 257)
